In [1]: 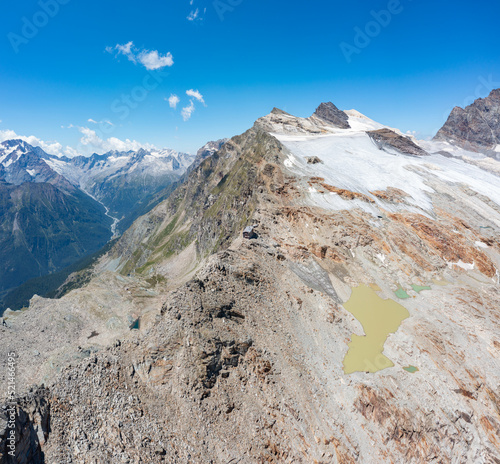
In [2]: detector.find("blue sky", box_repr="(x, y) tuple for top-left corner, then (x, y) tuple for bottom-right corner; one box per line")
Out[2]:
(1, 0), (500, 155)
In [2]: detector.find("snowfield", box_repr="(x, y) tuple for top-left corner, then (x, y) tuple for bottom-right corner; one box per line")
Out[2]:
(273, 112), (500, 218)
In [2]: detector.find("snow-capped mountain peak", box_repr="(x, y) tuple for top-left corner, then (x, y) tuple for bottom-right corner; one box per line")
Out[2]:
(0, 139), (73, 189)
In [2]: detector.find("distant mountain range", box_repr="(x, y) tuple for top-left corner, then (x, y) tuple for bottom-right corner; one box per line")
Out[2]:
(45, 147), (196, 234)
(0, 139), (203, 299)
(0, 141), (197, 233)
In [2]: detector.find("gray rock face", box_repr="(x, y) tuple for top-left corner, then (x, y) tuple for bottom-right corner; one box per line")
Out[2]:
(434, 88), (500, 151)
(313, 102), (351, 129)
(367, 128), (429, 156)
(190, 138), (227, 172)
(0, 388), (49, 464)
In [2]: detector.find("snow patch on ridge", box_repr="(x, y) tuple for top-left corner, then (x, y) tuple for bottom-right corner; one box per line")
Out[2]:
(447, 260), (475, 271)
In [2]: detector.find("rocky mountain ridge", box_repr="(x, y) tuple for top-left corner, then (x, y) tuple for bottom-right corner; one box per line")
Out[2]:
(0, 140), (198, 234)
(313, 101), (351, 129)
(435, 88), (500, 154)
(0, 139), (75, 192)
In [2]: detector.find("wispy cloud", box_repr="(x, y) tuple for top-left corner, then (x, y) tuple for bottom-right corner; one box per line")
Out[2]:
(88, 118), (114, 126)
(105, 41), (134, 63)
(181, 101), (196, 121)
(106, 41), (174, 70)
(187, 8), (199, 21)
(186, 89), (205, 104)
(116, 41), (133, 56)
(167, 94), (180, 109)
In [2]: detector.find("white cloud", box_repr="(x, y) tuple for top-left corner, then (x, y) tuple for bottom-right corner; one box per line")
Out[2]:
(167, 94), (180, 109)
(176, 90), (206, 121)
(106, 41), (174, 70)
(63, 146), (81, 158)
(137, 49), (173, 70)
(186, 89), (205, 104)
(76, 126), (156, 153)
(187, 8), (199, 21)
(0, 126), (156, 159)
(181, 101), (196, 121)
(116, 41), (133, 56)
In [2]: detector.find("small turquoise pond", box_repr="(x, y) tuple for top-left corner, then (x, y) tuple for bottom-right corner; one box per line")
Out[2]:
(411, 284), (431, 293)
(394, 287), (410, 299)
(403, 366), (419, 373)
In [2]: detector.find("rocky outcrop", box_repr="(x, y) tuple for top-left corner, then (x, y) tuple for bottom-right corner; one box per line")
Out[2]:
(308, 177), (375, 202)
(434, 88), (500, 151)
(254, 103), (352, 135)
(0, 388), (49, 464)
(370, 187), (408, 203)
(313, 102), (351, 129)
(190, 139), (227, 172)
(367, 128), (429, 156)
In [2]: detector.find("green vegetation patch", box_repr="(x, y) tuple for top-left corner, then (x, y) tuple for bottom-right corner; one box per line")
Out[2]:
(152, 213), (180, 247)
